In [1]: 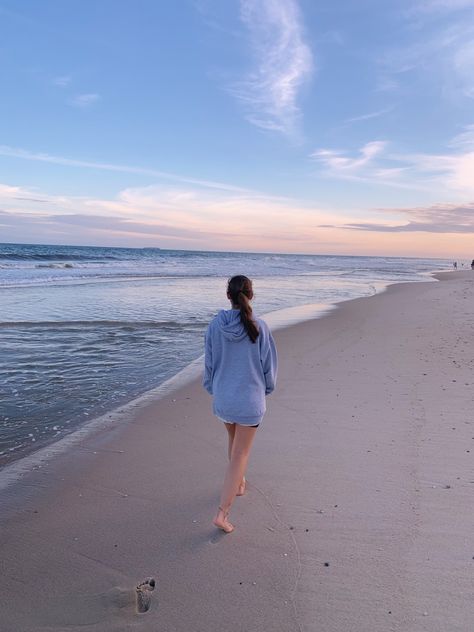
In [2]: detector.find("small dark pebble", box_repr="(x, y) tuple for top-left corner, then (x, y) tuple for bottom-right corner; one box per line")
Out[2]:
(445, 485), (451, 489)
(289, 526), (294, 530)
(388, 611), (392, 615)
(114, 544), (118, 547)
(33, 510), (38, 513)
(239, 582), (243, 585)
(148, 579), (156, 589)
(305, 528), (309, 532)
(334, 504), (338, 508)
(324, 562), (330, 567)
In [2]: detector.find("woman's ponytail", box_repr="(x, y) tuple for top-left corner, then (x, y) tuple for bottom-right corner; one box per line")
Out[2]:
(227, 276), (259, 343)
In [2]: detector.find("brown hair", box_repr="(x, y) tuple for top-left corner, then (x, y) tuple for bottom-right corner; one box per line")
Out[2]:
(227, 275), (259, 343)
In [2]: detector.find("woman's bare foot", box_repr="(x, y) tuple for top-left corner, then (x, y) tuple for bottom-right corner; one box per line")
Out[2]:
(213, 506), (234, 533)
(237, 477), (246, 496)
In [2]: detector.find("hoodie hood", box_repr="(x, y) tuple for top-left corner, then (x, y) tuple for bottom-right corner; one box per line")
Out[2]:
(216, 309), (248, 342)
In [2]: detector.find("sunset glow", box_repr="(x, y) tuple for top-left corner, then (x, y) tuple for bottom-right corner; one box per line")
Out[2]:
(1, 1), (473, 257)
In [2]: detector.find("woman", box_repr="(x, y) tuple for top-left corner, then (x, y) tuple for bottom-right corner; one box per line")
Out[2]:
(203, 275), (277, 533)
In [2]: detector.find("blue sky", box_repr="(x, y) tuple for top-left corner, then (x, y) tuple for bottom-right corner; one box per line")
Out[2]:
(1, 0), (474, 256)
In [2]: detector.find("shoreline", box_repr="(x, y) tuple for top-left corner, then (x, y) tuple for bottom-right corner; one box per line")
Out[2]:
(0, 271), (442, 485)
(1, 270), (472, 631)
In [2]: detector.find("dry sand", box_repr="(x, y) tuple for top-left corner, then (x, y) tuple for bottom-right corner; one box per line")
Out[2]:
(0, 271), (473, 632)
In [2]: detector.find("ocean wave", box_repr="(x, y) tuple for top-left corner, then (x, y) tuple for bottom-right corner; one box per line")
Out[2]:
(0, 269), (272, 288)
(35, 263), (75, 269)
(0, 252), (118, 261)
(0, 319), (209, 329)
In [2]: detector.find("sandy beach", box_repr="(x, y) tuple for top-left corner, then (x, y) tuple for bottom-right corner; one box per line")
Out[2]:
(1, 270), (473, 632)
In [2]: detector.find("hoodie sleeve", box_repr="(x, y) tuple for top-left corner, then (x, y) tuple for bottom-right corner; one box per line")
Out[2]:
(203, 325), (213, 395)
(260, 322), (278, 395)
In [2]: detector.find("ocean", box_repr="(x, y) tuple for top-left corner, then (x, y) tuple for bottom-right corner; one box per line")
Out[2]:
(0, 242), (448, 467)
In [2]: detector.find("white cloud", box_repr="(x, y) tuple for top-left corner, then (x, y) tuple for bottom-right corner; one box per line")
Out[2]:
(375, 77), (399, 93)
(2, 177), (473, 253)
(400, 151), (474, 195)
(230, 0), (313, 138)
(311, 125), (474, 196)
(343, 107), (394, 124)
(453, 40), (474, 98)
(53, 75), (71, 87)
(0, 180), (349, 251)
(449, 124), (474, 149)
(70, 93), (100, 107)
(0, 183), (22, 196)
(0, 145), (255, 194)
(379, 19), (474, 101)
(414, 0), (474, 13)
(311, 141), (387, 172)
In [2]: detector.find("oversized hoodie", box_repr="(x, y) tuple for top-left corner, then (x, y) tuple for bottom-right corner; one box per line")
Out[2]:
(203, 308), (278, 425)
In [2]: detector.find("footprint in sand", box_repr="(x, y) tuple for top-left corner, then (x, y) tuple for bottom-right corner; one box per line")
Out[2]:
(136, 577), (156, 614)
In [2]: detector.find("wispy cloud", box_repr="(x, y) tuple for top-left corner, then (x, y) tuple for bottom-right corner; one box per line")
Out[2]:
(310, 141), (425, 191)
(392, 149), (474, 196)
(412, 0), (474, 14)
(0, 145), (257, 194)
(343, 107), (394, 124)
(375, 77), (399, 93)
(2, 179), (472, 255)
(311, 125), (474, 195)
(194, 0), (243, 38)
(453, 40), (474, 98)
(449, 124), (474, 148)
(52, 75), (71, 87)
(229, 0), (313, 138)
(379, 18), (474, 101)
(311, 141), (387, 172)
(70, 93), (100, 107)
(337, 201), (474, 234)
(0, 180), (345, 251)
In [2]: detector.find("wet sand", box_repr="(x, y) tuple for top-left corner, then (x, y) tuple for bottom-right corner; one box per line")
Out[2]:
(0, 271), (473, 631)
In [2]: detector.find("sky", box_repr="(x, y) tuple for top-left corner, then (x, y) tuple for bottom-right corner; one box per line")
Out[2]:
(0, 0), (474, 258)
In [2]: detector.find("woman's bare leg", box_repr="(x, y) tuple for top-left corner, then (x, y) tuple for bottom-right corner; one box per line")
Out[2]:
(224, 422), (245, 495)
(214, 425), (258, 532)
(224, 422), (236, 460)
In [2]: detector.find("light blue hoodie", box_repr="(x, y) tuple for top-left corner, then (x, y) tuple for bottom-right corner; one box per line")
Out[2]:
(203, 308), (278, 425)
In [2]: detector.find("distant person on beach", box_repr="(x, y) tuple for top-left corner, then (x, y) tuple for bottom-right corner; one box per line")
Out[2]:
(471, 260), (474, 270)
(453, 261), (457, 270)
(203, 275), (277, 533)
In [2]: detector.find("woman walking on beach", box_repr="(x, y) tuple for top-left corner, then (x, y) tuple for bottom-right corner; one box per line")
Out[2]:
(203, 275), (277, 533)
